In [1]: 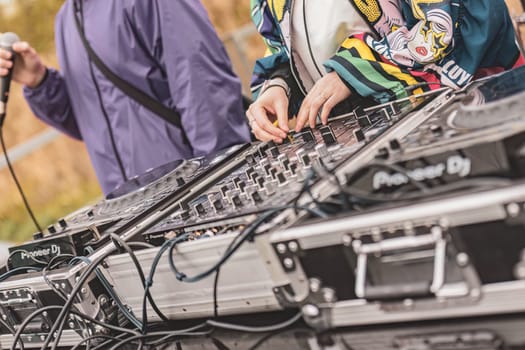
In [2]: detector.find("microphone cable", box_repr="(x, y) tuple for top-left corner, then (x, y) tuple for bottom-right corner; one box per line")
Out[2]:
(0, 125), (42, 233)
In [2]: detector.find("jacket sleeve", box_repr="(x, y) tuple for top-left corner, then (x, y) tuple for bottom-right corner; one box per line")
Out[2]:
(23, 68), (82, 140)
(323, 0), (454, 103)
(250, 0), (293, 99)
(323, 34), (429, 103)
(438, 0), (521, 87)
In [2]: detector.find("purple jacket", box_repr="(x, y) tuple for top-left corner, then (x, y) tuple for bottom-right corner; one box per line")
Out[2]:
(24, 0), (250, 195)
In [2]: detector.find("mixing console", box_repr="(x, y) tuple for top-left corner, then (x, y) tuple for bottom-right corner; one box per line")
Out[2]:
(4, 67), (525, 350)
(14, 82), (452, 263)
(346, 67), (525, 194)
(38, 100), (422, 245)
(52, 145), (248, 234)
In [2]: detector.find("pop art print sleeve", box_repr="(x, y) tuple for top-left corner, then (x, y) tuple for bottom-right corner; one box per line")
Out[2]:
(250, 0), (292, 99)
(366, 0), (454, 69)
(323, 0), (441, 104)
(437, 0), (523, 88)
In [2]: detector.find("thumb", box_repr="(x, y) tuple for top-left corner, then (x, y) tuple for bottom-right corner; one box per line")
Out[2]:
(12, 42), (34, 55)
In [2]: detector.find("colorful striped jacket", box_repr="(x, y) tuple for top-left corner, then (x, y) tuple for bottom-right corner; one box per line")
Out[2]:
(250, 0), (523, 107)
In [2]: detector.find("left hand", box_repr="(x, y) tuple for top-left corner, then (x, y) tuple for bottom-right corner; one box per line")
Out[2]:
(295, 72), (351, 131)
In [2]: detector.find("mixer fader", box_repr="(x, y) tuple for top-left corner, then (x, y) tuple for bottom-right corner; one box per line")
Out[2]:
(145, 108), (401, 236)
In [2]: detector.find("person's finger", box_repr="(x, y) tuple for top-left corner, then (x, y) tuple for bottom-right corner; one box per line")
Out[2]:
(248, 104), (284, 142)
(320, 95), (337, 125)
(308, 94), (327, 129)
(0, 59), (13, 69)
(0, 49), (12, 60)
(295, 97), (311, 132)
(12, 42), (34, 55)
(252, 104), (287, 139)
(274, 96), (289, 133)
(251, 117), (282, 142)
(246, 108), (256, 128)
(247, 107), (265, 141)
(0, 68), (8, 76)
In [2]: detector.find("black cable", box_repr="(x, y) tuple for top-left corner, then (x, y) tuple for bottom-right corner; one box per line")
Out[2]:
(108, 324), (209, 350)
(45, 237), (161, 350)
(212, 231), (241, 319)
(0, 317), (15, 337)
(291, 164), (348, 215)
(86, 332), (134, 350)
(0, 128), (42, 232)
(70, 334), (130, 350)
(50, 236), (151, 349)
(169, 205), (326, 285)
(212, 226), (247, 319)
(141, 226), (238, 330)
(0, 316), (23, 350)
(212, 267), (221, 318)
(42, 254), (76, 302)
(141, 233), (191, 334)
(107, 233), (169, 328)
(41, 254), (93, 348)
(313, 159), (351, 211)
(302, 158), (438, 213)
(206, 311), (303, 333)
(0, 266), (41, 282)
(39, 240), (125, 350)
(127, 241), (156, 249)
(145, 331), (213, 348)
(46, 206), (317, 349)
(248, 327), (314, 350)
(292, 168), (320, 214)
(78, 248), (144, 330)
(10, 304), (139, 350)
(54, 212), (309, 349)
(168, 208), (284, 284)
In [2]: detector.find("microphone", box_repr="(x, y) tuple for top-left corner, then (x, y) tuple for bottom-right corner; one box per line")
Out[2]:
(0, 32), (20, 125)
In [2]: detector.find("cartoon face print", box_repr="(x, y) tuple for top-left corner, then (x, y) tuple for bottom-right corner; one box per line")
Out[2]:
(356, 0), (405, 38)
(406, 9), (453, 63)
(374, 0), (405, 35)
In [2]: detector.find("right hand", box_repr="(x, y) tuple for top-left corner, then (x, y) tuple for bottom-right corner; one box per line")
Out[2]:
(0, 41), (47, 88)
(246, 86), (289, 143)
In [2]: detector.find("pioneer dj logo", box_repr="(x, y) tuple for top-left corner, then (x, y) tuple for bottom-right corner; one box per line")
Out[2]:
(372, 155), (471, 190)
(20, 245), (62, 261)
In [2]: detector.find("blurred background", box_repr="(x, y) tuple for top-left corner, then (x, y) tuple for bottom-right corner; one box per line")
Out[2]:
(0, 0), (523, 245)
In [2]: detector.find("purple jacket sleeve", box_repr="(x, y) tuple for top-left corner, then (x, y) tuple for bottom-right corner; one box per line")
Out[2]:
(152, 0), (250, 156)
(23, 68), (82, 140)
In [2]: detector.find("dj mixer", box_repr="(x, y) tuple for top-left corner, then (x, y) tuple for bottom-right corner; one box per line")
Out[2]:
(4, 67), (525, 349)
